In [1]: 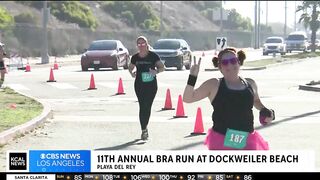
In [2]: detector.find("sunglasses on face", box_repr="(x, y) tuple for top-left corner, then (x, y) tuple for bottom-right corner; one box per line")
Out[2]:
(137, 42), (147, 47)
(220, 57), (239, 66)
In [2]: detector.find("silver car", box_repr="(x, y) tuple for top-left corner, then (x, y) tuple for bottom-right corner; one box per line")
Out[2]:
(263, 37), (286, 56)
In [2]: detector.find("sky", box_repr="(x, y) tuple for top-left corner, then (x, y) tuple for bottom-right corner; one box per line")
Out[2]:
(223, 1), (303, 28)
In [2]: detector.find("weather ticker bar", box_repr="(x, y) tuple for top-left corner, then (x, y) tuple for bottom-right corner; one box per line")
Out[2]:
(2, 173), (320, 180)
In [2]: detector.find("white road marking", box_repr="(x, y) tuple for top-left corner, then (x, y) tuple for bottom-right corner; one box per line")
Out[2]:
(47, 82), (78, 89)
(6, 84), (30, 91)
(96, 82), (118, 88)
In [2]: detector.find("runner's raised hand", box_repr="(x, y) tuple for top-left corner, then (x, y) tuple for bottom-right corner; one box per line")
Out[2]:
(190, 56), (201, 76)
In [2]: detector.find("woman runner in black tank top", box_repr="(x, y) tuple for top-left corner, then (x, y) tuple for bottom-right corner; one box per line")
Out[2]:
(183, 47), (274, 150)
(128, 36), (165, 141)
(212, 77), (254, 135)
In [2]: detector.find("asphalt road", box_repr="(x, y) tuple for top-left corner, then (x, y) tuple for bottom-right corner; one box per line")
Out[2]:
(1, 49), (319, 172)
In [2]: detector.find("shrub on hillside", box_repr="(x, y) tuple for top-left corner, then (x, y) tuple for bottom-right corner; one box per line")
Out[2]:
(101, 1), (160, 31)
(14, 12), (38, 25)
(16, 1), (98, 30)
(0, 6), (14, 30)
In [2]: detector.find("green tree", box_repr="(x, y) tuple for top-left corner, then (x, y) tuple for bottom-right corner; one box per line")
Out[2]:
(0, 6), (14, 30)
(297, 1), (320, 52)
(223, 9), (253, 31)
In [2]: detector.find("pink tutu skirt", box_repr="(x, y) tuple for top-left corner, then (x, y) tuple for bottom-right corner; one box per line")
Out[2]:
(204, 128), (269, 150)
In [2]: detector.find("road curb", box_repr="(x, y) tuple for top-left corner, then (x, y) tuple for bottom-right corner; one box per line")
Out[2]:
(265, 58), (309, 68)
(204, 58), (311, 72)
(0, 89), (52, 146)
(299, 84), (320, 92)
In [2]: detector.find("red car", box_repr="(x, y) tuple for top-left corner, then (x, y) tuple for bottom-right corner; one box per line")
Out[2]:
(81, 40), (130, 71)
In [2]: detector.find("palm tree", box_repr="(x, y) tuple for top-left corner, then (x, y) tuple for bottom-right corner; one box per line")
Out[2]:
(296, 1), (320, 52)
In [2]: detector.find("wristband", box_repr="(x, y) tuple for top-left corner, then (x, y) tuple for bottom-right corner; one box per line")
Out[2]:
(187, 75), (197, 87)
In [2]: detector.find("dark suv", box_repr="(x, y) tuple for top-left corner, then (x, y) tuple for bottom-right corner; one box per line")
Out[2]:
(152, 39), (192, 70)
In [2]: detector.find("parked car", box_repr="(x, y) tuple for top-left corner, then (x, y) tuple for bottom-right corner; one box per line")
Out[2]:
(81, 40), (130, 71)
(285, 31), (308, 53)
(307, 39), (320, 50)
(152, 39), (192, 70)
(262, 36), (286, 55)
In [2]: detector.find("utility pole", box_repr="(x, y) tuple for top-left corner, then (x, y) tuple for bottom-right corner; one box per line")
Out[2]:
(160, 1), (163, 37)
(284, 1), (287, 38)
(258, 1), (261, 48)
(254, 1), (258, 49)
(266, 1), (268, 27)
(294, 1), (297, 31)
(41, 1), (49, 64)
(220, 1), (223, 35)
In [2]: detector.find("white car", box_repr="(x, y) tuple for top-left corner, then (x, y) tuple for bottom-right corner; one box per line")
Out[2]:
(263, 37), (286, 55)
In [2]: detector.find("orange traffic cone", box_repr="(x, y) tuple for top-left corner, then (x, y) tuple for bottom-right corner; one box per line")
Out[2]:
(173, 95), (188, 118)
(47, 68), (56, 82)
(88, 73), (97, 90)
(25, 61), (31, 72)
(53, 57), (59, 70)
(202, 51), (205, 57)
(162, 88), (175, 110)
(191, 107), (206, 135)
(116, 77), (125, 95)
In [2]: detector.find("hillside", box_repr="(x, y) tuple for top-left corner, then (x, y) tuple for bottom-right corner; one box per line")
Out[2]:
(0, 1), (219, 31)
(0, 1), (290, 56)
(0, 1), (78, 29)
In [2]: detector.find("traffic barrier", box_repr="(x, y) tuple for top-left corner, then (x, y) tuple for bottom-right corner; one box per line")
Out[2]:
(8, 52), (24, 70)
(88, 73), (97, 90)
(47, 68), (56, 82)
(162, 88), (175, 110)
(173, 95), (187, 118)
(190, 107), (206, 135)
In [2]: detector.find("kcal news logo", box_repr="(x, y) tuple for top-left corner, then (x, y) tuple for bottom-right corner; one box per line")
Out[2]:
(9, 152), (27, 170)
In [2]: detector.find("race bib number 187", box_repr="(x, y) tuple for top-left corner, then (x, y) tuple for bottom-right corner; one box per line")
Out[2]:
(224, 128), (249, 149)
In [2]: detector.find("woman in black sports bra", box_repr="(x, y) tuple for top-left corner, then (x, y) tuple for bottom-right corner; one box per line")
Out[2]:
(183, 47), (274, 150)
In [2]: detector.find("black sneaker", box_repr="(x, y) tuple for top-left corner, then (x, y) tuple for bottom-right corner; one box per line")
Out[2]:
(141, 129), (148, 140)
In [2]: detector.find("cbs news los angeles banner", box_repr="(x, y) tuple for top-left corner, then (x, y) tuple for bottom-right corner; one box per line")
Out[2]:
(3, 150), (316, 180)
